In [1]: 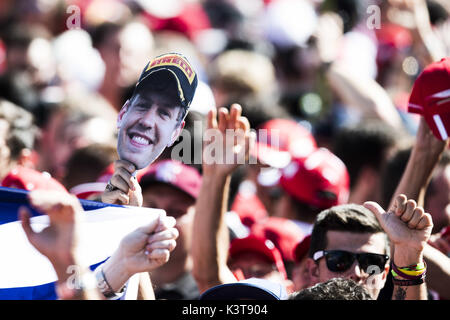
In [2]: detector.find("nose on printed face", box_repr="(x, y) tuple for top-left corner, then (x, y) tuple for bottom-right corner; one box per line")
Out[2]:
(139, 107), (158, 128)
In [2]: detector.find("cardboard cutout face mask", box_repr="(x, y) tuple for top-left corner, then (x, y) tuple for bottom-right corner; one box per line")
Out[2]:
(117, 92), (183, 170)
(116, 53), (198, 170)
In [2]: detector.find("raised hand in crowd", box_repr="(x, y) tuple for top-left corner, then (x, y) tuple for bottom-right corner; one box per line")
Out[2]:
(364, 194), (433, 300)
(101, 160), (142, 206)
(192, 104), (255, 293)
(388, 116), (450, 299)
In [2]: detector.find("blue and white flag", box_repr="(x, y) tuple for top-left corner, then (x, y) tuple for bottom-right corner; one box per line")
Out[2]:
(0, 187), (164, 300)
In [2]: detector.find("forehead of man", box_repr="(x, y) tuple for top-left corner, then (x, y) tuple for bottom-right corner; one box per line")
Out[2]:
(131, 88), (182, 110)
(325, 230), (387, 254)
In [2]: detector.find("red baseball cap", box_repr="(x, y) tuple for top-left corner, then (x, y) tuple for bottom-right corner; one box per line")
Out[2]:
(408, 57), (450, 140)
(442, 226), (450, 238)
(138, 160), (202, 200)
(250, 217), (306, 262)
(228, 235), (287, 280)
(279, 148), (350, 209)
(2, 166), (68, 193)
(231, 191), (268, 228)
(293, 234), (311, 263)
(252, 119), (317, 168)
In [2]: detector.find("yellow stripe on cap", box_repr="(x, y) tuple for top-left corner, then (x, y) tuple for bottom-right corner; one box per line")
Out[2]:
(146, 54), (196, 85)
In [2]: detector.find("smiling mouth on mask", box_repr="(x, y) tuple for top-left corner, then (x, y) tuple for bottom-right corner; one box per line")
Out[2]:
(128, 131), (153, 146)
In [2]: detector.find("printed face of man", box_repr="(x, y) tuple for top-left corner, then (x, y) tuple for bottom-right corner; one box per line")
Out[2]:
(117, 88), (183, 169)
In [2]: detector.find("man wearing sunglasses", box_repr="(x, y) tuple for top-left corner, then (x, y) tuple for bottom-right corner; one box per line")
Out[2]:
(306, 194), (433, 300)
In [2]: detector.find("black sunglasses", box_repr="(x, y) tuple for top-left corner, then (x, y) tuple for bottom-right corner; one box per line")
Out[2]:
(313, 250), (389, 273)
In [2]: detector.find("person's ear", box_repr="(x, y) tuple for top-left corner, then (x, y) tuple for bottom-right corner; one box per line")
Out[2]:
(382, 263), (390, 281)
(306, 258), (320, 285)
(117, 100), (130, 129)
(168, 120), (185, 147)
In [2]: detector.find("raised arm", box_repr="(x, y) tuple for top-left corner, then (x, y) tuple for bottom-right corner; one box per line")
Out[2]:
(365, 194), (433, 300)
(390, 117), (448, 210)
(384, 116), (450, 299)
(325, 63), (404, 130)
(191, 104), (254, 293)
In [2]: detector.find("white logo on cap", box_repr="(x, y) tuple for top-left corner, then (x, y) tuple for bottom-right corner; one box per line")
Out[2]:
(155, 162), (182, 183)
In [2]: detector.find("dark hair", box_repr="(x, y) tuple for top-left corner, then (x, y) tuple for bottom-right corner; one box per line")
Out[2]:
(63, 143), (118, 190)
(0, 99), (37, 161)
(89, 22), (122, 49)
(319, 0), (369, 33)
(427, 0), (449, 25)
(290, 196), (323, 223)
(332, 121), (400, 188)
(289, 278), (373, 300)
(309, 204), (386, 258)
(381, 147), (412, 209)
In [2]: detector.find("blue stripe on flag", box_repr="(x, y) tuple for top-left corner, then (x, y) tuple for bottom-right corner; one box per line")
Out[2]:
(0, 186), (122, 225)
(0, 187), (123, 300)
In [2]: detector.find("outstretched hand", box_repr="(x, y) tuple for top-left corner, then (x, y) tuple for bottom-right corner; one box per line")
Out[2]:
(202, 104), (255, 177)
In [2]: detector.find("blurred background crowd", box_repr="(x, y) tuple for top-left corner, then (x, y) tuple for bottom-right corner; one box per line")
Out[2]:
(0, 0), (450, 300)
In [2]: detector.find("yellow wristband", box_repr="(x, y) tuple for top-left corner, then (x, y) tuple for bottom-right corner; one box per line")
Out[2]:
(397, 268), (426, 277)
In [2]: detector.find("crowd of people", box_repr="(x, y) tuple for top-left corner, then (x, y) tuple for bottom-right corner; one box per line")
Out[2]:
(1, 0), (450, 301)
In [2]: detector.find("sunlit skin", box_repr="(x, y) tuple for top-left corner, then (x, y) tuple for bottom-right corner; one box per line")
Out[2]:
(291, 256), (311, 292)
(425, 165), (450, 234)
(228, 251), (294, 293)
(307, 231), (389, 299)
(117, 91), (183, 170)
